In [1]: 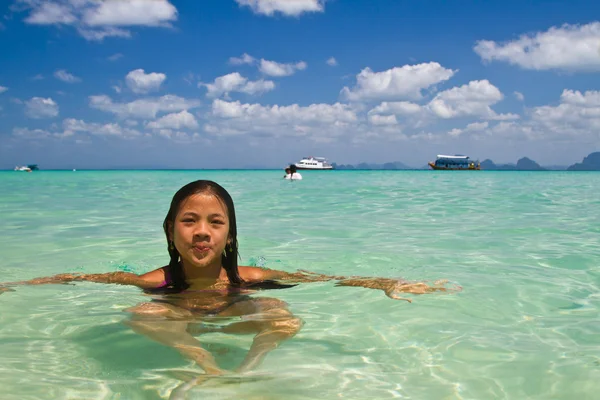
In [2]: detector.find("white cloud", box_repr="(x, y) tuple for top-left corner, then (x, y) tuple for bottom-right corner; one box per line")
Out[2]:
(514, 91), (525, 101)
(201, 72), (275, 97)
(0, 86), (8, 94)
(13, 118), (140, 139)
(241, 79), (276, 95)
(62, 118), (140, 137)
(530, 89), (600, 136)
(154, 129), (202, 143)
(25, 97), (59, 119)
(474, 22), (600, 71)
(125, 69), (167, 94)
(13, 127), (52, 139)
(212, 99), (356, 123)
(341, 62), (456, 101)
(259, 59), (307, 77)
(31, 74), (44, 81)
(208, 99), (357, 141)
(448, 121), (489, 137)
(368, 114), (398, 126)
(108, 53), (123, 62)
(23, 1), (77, 25)
(82, 0), (177, 26)
(147, 110), (199, 130)
(428, 80), (505, 119)
(77, 26), (131, 41)
(369, 101), (424, 116)
(229, 53), (256, 65)
(560, 88), (600, 107)
(234, 0), (325, 16)
(17, 0), (177, 41)
(367, 80), (520, 124)
(326, 57), (338, 66)
(444, 89), (600, 142)
(54, 69), (81, 83)
(89, 94), (201, 119)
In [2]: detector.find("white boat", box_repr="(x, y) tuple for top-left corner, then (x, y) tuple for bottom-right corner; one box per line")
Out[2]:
(294, 156), (334, 170)
(14, 166), (32, 172)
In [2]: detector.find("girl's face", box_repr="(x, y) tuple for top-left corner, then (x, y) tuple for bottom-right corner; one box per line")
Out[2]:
(171, 193), (230, 270)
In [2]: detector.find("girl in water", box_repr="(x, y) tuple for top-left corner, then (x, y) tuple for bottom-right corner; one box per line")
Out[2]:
(0, 180), (455, 375)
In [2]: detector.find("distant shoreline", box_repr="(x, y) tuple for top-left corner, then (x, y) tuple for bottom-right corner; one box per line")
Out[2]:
(3, 168), (598, 172)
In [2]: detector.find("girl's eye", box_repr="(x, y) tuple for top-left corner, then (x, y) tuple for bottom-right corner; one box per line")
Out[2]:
(212, 220), (225, 225)
(182, 218), (195, 223)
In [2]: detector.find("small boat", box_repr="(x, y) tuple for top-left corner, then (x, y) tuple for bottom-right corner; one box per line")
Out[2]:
(428, 155), (480, 170)
(14, 164), (39, 172)
(294, 156), (334, 170)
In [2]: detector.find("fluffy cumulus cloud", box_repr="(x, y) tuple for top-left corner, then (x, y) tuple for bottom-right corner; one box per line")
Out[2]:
(89, 94), (201, 119)
(229, 53), (256, 65)
(146, 110), (199, 130)
(529, 89), (600, 137)
(201, 72), (275, 97)
(0, 86), (8, 94)
(228, 54), (307, 77)
(326, 57), (338, 66)
(15, 0), (178, 41)
(428, 80), (512, 119)
(448, 121), (489, 137)
(474, 22), (600, 71)
(368, 114), (398, 126)
(442, 89), (600, 142)
(54, 69), (81, 83)
(259, 59), (307, 77)
(125, 69), (167, 94)
(367, 80), (519, 124)
(207, 99), (357, 141)
(24, 97), (59, 118)
(234, 0), (325, 17)
(341, 62), (456, 101)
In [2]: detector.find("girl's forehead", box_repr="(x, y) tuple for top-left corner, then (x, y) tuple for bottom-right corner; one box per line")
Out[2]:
(179, 193), (228, 214)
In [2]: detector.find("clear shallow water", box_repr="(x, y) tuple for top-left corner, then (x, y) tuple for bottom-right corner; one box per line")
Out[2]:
(0, 170), (599, 399)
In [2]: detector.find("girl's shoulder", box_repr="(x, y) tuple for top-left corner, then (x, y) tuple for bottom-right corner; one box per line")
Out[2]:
(139, 266), (170, 286)
(238, 266), (282, 282)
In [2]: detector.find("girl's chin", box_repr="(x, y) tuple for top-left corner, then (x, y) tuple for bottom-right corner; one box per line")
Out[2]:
(186, 254), (220, 268)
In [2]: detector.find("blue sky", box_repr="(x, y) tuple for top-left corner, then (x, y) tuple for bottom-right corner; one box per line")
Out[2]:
(1, 0), (599, 169)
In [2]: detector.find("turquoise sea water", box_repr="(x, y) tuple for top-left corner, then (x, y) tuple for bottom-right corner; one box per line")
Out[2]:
(0, 170), (599, 399)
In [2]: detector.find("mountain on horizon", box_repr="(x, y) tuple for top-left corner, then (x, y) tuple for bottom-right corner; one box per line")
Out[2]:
(567, 152), (600, 171)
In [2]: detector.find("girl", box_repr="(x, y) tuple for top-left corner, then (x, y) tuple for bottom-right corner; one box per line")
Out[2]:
(0, 180), (455, 375)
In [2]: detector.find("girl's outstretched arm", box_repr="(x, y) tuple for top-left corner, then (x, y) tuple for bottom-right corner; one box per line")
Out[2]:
(240, 267), (461, 302)
(0, 268), (167, 292)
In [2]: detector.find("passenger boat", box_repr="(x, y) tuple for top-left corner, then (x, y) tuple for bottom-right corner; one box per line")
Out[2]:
(294, 156), (334, 170)
(428, 155), (480, 170)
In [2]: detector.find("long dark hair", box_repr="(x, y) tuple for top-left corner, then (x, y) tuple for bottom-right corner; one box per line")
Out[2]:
(163, 180), (243, 290)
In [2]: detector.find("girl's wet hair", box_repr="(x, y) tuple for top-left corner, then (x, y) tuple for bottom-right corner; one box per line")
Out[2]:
(163, 180), (243, 290)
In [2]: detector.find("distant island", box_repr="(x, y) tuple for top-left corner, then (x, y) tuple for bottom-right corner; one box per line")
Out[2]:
(331, 151), (600, 171)
(566, 152), (600, 171)
(332, 161), (413, 170)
